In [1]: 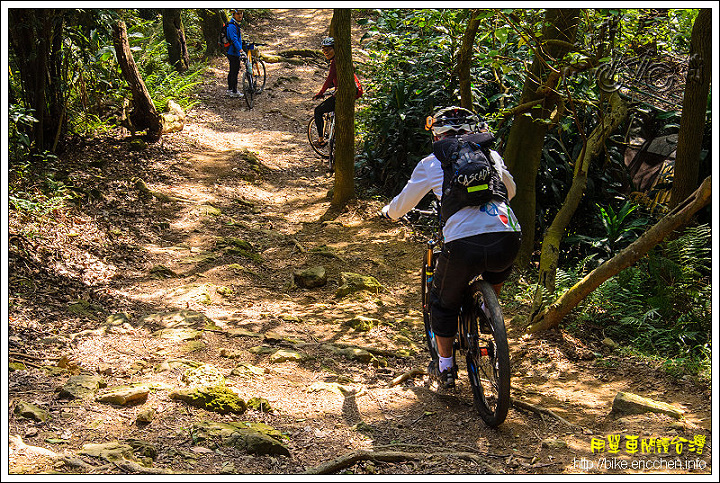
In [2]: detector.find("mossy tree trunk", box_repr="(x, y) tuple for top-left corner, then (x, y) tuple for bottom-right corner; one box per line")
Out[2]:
(162, 9), (190, 72)
(526, 176), (712, 334)
(197, 9), (227, 57)
(458, 9), (481, 111)
(330, 8), (357, 210)
(530, 91), (628, 318)
(502, 9), (580, 269)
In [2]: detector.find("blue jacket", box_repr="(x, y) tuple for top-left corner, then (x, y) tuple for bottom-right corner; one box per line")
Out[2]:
(226, 18), (243, 56)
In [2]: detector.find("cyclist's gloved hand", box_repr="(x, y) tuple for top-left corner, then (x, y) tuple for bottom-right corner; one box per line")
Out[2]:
(380, 205), (393, 220)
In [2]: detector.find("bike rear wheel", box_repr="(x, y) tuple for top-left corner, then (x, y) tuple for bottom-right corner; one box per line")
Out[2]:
(242, 71), (255, 109)
(307, 116), (331, 158)
(252, 59), (266, 93)
(465, 280), (510, 427)
(421, 254), (439, 363)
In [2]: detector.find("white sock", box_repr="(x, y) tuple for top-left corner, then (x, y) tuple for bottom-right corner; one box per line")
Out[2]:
(439, 356), (454, 373)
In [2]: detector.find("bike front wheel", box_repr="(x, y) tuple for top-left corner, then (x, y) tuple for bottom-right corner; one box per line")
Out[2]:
(307, 116), (330, 159)
(465, 280), (510, 427)
(242, 71), (255, 109)
(252, 59), (266, 93)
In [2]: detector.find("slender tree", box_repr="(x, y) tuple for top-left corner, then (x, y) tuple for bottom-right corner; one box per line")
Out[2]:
(329, 8), (357, 210)
(530, 91), (628, 318)
(457, 9), (481, 111)
(669, 9), (711, 209)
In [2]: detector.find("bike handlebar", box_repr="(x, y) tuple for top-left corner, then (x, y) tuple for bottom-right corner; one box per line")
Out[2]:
(410, 208), (436, 216)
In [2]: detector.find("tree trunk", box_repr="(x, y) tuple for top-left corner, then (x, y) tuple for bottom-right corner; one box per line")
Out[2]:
(502, 9), (580, 269)
(198, 9), (227, 57)
(669, 9), (711, 209)
(112, 20), (163, 142)
(8, 9), (65, 153)
(526, 176), (712, 334)
(330, 9), (357, 210)
(458, 10), (481, 111)
(329, 11), (337, 39)
(530, 91), (628, 316)
(162, 9), (190, 72)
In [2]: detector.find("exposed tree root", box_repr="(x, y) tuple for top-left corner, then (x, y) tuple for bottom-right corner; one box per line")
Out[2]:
(9, 434), (173, 475)
(302, 449), (501, 474)
(389, 367), (426, 387)
(511, 397), (581, 429)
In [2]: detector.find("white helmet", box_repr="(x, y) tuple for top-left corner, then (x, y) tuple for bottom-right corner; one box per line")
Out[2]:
(425, 106), (484, 137)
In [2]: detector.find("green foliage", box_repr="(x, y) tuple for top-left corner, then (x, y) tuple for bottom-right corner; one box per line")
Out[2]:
(9, 104), (37, 171)
(565, 200), (650, 266)
(123, 18), (204, 113)
(567, 224), (711, 379)
(355, 9), (472, 194)
(9, 9), (205, 142)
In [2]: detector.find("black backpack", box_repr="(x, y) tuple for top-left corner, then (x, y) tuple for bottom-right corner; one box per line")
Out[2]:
(433, 131), (507, 223)
(218, 22), (238, 52)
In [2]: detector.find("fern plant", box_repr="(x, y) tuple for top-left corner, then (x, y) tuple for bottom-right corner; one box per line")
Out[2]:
(569, 224), (711, 379)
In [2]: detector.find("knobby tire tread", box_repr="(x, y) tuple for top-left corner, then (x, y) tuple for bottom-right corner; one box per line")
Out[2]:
(467, 280), (510, 427)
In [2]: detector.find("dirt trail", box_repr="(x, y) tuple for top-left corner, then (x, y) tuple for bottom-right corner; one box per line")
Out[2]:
(7, 9), (712, 476)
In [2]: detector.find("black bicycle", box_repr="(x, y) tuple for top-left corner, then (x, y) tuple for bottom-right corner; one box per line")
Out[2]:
(307, 93), (335, 173)
(416, 207), (511, 427)
(242, 42), (267, 110)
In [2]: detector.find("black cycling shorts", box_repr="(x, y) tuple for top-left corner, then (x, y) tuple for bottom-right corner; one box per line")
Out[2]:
(429, 231), (522, 338)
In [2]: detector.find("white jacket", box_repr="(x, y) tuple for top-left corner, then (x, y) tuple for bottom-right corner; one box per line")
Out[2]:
(385, 150), (521, 243)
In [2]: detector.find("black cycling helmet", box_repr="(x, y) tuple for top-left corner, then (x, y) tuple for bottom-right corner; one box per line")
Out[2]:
(321, 37), (335, 48)
(425, 106), (485, 137)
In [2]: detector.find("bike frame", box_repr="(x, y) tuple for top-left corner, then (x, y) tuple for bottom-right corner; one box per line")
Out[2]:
(414, 206), (510, 427)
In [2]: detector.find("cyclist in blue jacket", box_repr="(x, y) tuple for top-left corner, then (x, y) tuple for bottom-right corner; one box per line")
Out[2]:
(225, 9), (245, 97)
(381, 106), (522, 389)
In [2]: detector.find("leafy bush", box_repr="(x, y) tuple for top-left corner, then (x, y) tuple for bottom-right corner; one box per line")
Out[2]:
(9, 104), (37, 173)
(355, 9), (474, 194)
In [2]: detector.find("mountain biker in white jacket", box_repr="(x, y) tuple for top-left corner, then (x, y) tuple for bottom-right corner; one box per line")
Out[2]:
(381, 106), (522, 388)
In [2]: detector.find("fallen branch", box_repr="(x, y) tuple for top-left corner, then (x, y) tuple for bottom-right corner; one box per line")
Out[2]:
(9, 357), (43, 368)
(526, 175), (712, 333)
(111, 459), (174, 474)
(511, 397), (580, 429)
(8, 350), (58, 361)
(302, 449), (501, 475)
(290, 238), (306, 253)
(389, 368), (426, 387)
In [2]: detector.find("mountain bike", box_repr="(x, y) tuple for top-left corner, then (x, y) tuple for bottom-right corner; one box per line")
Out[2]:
(242, 42), (267, 110)
(307, 94), (335, 173)
(415, 207), (511, 427)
